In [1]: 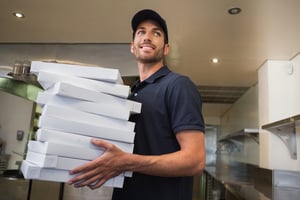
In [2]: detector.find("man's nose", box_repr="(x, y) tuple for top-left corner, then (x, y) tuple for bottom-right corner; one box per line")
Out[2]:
(143, 32), (152, 42)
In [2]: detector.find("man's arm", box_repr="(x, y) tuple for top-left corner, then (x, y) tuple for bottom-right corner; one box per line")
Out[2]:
(68, 130), (205, 189)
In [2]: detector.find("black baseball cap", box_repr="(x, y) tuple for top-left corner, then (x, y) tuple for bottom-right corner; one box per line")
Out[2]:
(131, 9), (169, 44)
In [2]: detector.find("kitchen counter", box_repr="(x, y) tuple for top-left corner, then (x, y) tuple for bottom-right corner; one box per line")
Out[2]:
(205, 162), (300, 200)
(0, 174), (30, 200)
(205, 165), (251, 186)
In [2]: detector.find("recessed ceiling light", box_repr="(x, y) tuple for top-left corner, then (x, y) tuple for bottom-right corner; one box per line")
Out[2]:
(13, 12), (25, 18)
(211, 58), (220, 63)
(228, 7), (242, 15)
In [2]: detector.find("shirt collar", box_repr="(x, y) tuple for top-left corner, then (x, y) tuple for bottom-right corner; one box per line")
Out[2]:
(144, 66), (170, 83)
(130, 66), (170, 93)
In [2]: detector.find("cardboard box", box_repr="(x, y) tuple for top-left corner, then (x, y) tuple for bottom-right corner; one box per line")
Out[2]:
(36, 128), (134, 153)
(38, 115), (135, 143)
(25, 150), (132, 177)
(25, 150), (89, 170)
(28, 141), (104, 160)
(21, 160), (124, 188)
(37, 91), (140, 120)
(41, 104), (135, 131)
(31, 61), (124, 84)
(37, 70), (129, 98)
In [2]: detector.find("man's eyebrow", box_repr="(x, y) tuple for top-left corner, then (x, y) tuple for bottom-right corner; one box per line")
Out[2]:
(153, 27), (163, 32)
(136, 26), (146, 30)
(136, 26), (163, 31)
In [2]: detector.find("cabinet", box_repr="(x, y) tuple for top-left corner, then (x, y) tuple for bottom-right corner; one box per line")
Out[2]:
(258, 59), (300, 171)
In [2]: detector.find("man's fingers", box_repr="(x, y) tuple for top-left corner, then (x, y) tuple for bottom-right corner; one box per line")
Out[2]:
(91, 138), (114, 150)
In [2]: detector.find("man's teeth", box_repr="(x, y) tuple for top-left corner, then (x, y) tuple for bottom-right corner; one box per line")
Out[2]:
(142, 46), (153, 50)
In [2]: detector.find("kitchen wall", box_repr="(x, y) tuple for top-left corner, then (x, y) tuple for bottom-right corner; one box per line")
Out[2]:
(219, 84), (259, 165)
(208, 84), (263, 199)
(0, 91), (34, 169)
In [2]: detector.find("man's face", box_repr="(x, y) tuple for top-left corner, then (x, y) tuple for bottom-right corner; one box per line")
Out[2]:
(131, 20), (169, 64)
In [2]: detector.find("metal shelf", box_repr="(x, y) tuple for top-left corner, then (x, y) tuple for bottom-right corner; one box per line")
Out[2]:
(217, 129), (259, 153)
(219, 128), (259, 143)
(262, 114), (300, 160)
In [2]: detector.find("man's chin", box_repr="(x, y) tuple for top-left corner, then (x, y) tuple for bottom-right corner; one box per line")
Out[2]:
(140, 59), (159, 64)
(137, 56), (162, 64)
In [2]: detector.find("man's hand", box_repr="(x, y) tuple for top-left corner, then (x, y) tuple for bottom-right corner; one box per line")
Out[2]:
(67, 131), (205, 189)
(67, 138), (127, 189)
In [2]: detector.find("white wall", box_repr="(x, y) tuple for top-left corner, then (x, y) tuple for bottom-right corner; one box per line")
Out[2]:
(219, 84), (259, 165)
(0, 91), (34, 169)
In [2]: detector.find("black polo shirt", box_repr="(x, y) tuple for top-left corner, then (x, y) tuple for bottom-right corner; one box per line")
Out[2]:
(112, 66), (205, 200)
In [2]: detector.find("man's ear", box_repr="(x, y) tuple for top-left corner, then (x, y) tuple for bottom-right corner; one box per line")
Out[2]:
(130, 43), (134, 53)
(164, 44), (170, 56)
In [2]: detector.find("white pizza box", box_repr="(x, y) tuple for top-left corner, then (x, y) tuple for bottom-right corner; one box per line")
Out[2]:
(42, 82), (141, 113)
(30, 61), (124, 84)
(37, 70), (129, 98)
(25, 150), (89, 170)
(38, 115), (135, 143)
(27, 141), (104, 160)
(25, 150), (132, 177)
(37, 91), (141, 120)
(36, 91), (127, 120)
(36, 128), (134, 153)
(35, 128), (134, 177)
(21, 160), (124, 188)
(41, 104), (135, 132)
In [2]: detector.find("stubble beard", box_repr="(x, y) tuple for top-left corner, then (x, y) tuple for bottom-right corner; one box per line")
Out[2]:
(138, 56), (162, 64)
(136, 47), (165, 64)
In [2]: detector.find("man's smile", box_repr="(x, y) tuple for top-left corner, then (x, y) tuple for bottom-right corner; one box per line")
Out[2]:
(139, 43), (155, 50)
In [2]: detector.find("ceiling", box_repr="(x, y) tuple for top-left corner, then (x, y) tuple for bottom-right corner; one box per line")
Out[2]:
(1, 0), (300, 118)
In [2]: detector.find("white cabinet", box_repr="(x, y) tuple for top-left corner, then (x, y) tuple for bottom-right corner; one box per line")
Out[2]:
(258, 58), (300, 171)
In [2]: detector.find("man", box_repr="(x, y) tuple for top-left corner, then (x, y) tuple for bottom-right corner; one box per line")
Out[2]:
(68, 9), (206, 200)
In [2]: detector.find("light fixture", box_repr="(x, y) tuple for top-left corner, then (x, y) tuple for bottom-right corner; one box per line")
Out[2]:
(228, 7), (242, 15)
(13, 12), (25, 18)
(211, 58), (220, 64)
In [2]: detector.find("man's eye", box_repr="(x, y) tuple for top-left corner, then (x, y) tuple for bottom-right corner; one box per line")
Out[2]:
(137, 30), (145, 35)
(154, 32), (161, 37)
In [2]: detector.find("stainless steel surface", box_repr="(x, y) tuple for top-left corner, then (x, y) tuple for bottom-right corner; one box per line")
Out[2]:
(206, 160), (300, 200)
(218, 128), (259, 143)
(273, 170), (300, 188)
(205, 158), (271, 198)
(205, 163), (252, 186)
(273, 186), (300, 200)
(0, 176), (29, 200)
(205, 125), (218, 166)
(11, 61), (30, 76)
(198, 85), (249, 104)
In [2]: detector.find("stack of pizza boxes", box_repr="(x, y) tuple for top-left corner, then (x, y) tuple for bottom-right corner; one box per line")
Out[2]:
(21, 61), (141, 188)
